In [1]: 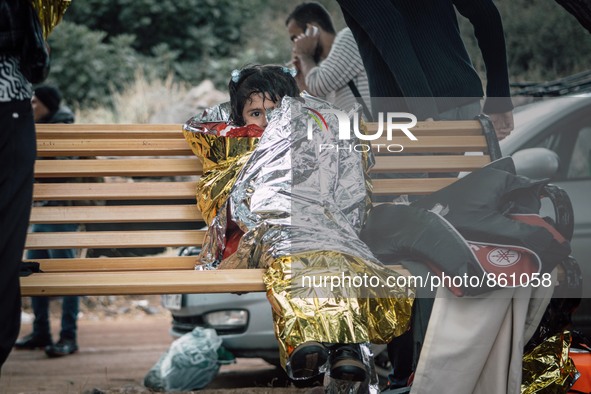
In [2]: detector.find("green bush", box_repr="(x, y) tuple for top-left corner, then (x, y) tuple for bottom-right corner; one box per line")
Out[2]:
(46, 21), (141, 108)
(63, 0), (264, 62)
(499, 0), (591, 81)
(46, 21), (191, 109)
(459, 0), (591, 83)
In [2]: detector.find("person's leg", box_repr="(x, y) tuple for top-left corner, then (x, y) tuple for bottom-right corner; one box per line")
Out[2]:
(31, 296), (51, 340)
(43, 227), (78, 342)
(386, 329), (413, 387)
(0, 100), (36, 370)
(59, 296), (79, 341)
(385, 263), (435, 388)
(411, 287), (520, 394)
(44, 224), (80, 357)
(45, 291), (79, 356)
(28, 244), (52, 340)
(473, 280), (553, 394)
(15, 233), (53, 349)
(505, 270), (555, 393)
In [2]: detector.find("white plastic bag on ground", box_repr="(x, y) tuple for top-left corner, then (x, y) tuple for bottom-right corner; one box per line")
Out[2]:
(144, 327), (222, 391)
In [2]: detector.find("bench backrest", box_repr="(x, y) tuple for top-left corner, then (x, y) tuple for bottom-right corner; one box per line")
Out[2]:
(21, 119), (499, 296)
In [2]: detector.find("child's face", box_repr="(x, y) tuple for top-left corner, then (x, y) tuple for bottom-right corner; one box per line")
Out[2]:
(242, 93), (277, 129)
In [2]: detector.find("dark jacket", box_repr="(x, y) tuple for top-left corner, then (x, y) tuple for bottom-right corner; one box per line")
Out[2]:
(0, 0), (27, 54)
(36, 105), (76, 196)
(40, 106), (75, 124)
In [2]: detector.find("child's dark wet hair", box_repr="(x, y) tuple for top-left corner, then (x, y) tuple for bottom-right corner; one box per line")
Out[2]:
(229, 65), (300, 126)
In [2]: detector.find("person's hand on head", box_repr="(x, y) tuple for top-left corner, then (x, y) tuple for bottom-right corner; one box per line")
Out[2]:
(489, 111), (514, 140)
(293, 23), (320, 60)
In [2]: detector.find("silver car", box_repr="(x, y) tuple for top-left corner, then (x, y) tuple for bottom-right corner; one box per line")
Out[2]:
(499, 95), (591, 332)
(165, 95), (591, 363)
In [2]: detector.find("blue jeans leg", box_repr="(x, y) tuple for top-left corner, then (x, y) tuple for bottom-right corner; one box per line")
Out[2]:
(60, 296), (79, 341)
(28, 223), (79, 341)
(27, 248), (52, 339)
(31, 295), (51, 339)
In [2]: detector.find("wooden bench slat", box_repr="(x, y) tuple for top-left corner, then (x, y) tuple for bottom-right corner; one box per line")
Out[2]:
(35, 121), (483, 139)
(20, 269), (268, 296)
(29, 256), (198, 272)
(34, 181), (198, 201)
(365, 120), (483, 135)
(372, 155), (489, 172)
(34, 155), (485, 178)
(36, 139), (192, 157)
(36, 136), (487, 157)
(32, 177), (466, 201)
(372, 178), (457, 195)
(38, 123), (182, 131)
(35, 158), (202, 177)
(30, 205), (202, 224)
(20, 265), (413, 296)
(35, 123), (182, 139)
(369, 136), (486, 153)
(25, 230), (205, 249)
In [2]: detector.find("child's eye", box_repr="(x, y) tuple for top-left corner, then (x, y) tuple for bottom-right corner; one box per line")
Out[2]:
(250, 111), (262, 117)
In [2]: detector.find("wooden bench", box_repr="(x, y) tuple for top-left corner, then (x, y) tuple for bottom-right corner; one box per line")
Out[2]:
(20, 118), (500, 296)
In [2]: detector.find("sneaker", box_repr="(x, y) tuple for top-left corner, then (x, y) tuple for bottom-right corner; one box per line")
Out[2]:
(288, 341), (329, 379)
(14, 333), (52, 350)
(45, 338), (78, 358)
(329, 344), (367, 382)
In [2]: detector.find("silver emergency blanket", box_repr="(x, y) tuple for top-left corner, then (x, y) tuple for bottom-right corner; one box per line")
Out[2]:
(183, 95), (414, 369)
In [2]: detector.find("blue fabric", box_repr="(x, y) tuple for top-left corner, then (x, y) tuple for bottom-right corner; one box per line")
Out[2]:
(27, 223), (79, 341)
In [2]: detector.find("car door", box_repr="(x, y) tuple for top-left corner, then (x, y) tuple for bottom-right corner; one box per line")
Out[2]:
(516, 104), (591, 332)
(522, 106), (591, 274)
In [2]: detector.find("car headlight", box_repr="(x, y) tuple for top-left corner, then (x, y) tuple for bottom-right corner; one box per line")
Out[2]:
(203, 310), (248, 329)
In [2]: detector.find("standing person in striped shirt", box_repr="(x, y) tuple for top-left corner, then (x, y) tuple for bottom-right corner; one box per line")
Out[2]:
(286, 2), (372, 120)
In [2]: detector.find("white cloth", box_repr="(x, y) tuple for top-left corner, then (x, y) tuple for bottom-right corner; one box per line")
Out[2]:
(410, 271), (555, 394)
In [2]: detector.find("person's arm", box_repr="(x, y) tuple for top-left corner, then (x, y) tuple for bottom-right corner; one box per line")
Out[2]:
(291, 29), (318, 92)
(296, 29), (365, 97)
(454, 0), (513, 117)
(291, 56), (309, 92)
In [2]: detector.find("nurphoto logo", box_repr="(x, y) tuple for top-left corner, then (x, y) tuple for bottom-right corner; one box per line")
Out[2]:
(305, 108), (418, 152)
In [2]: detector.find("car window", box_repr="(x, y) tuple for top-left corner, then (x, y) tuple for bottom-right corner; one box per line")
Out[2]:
(530, 107), (591, 181)
(530, 119), (591, 181)
(535, 132), (560, 150)
(567, 126), (591, 179)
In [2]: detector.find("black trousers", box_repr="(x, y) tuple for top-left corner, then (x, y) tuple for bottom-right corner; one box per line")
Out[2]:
(0, 99), (36, 371)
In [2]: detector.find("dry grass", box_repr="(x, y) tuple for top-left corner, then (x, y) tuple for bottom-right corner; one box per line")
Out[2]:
(75, 72), (227, 125)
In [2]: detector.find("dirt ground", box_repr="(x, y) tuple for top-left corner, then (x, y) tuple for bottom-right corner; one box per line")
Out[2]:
(0, 296), (307, 394)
